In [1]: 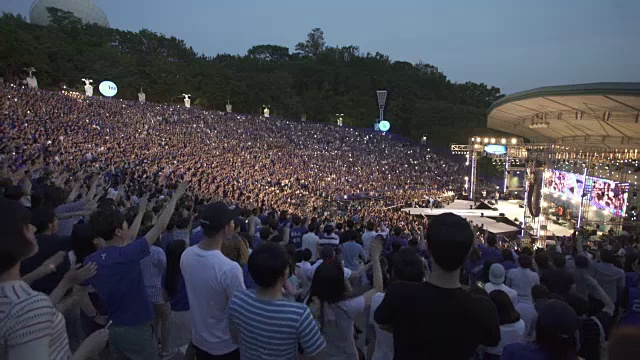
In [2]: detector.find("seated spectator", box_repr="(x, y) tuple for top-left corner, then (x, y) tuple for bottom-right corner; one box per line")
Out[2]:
(486, 263), (518, 305)
(374, 213), (500, 359)
(506, 254), (540, 303)
(502, 300), (580, 360)
(484, 290), (525, 359)
(228, 242), (325, 359)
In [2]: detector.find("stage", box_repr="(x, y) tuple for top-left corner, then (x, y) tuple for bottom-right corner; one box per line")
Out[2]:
(403, 200), (574, 236)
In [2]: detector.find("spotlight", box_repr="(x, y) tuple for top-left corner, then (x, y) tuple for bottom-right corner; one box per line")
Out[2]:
(501, 138), (506, 144)
(484, 138), (489, 143)
(511, 138), (517, 144)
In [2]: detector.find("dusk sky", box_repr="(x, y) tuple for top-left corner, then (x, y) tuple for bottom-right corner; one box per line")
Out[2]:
(3, 0), (639, 94)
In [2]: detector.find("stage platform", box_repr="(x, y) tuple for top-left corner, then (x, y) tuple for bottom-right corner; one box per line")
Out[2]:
(402, 200), (574, 236)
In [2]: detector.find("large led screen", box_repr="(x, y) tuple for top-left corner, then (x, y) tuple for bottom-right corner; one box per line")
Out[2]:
(544, 169), (628, 216)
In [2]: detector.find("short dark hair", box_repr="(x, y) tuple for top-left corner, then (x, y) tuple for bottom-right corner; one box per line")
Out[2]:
(426, 213), (473, 272)
(89, 207), (126, 241)
(487, 236), (497, 247)
(0, 199), (34, 274)
(366, 221), (375, 231)
(248, 242), (289, 288)
(532, 284), (550, 301)
(31, 207), (56, 234)
(392, 248), (425, 282)
(551, 252), (566, 269)
(301, 248), (312, 262)
(574, 255), (589, 269)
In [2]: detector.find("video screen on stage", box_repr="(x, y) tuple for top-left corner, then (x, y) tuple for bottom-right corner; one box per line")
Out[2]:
(590, 178), (628, 216)
(544, 169), (628, 216)
(544, 169), (584, 199)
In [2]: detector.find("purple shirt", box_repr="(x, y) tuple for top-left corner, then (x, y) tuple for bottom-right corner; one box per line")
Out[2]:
(82, 237), (154, 327)
(479, 245), (503, 263)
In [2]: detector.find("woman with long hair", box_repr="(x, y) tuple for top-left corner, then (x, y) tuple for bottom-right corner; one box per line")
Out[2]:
(309, 235), (383, 359)
(484, 290), (525, 359)
(164, 239), (192, 354)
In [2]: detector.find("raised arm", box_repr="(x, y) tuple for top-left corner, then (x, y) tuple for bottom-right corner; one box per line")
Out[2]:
(128, 196), (148, 242)
(144, 183), (188, 246)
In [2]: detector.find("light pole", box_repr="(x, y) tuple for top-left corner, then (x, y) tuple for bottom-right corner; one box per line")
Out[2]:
(82, 78), (93, 96)
(376, 90), (387, 124)
(337, 113), (344, 126)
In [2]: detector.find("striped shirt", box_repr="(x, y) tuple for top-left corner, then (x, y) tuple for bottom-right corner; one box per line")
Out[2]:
(228, 290), (325, 360)
(0, 280), (71, 359)
(140, 245), (167, 304)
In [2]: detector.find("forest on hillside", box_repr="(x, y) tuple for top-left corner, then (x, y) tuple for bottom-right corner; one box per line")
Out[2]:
(0, 9), (504, 144)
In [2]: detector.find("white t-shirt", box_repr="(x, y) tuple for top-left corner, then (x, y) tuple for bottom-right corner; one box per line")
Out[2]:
(321, 296), (364, 360)
(370, 292), (394, 360)
(485, 320), (525, 355)
(485, 283), (519, 306)
(180, 246), (245, 355)
(301, 233), (320, 261)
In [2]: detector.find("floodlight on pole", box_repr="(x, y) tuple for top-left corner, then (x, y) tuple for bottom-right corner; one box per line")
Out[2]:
(376, 90), (387, 124)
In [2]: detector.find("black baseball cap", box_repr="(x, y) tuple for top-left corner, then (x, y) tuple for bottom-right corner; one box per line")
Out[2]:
(199, 202), (241, 232)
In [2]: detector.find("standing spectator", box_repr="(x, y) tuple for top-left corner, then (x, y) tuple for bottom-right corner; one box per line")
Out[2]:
(486, 263), (518, 305)
(502, 300), (580, 360)
(341, 231), (365, 271)
(228, 242), (325, 359)
(484, 290), (526, 359)
(0, 199), (108, 359)
(164, 240), (192, 355)
(288, 215), (307, 250)
(506, 254), (540, 303)
(309, 234), (383, 359)
(361, 221), (377, 261)
(82, 184), (186, 360)
(374, 213), (500, 359)
(591, 249), (625, 307)
(318, 224), (340, 249)
(479, 236), (503, 264)
(369, 247), (425, 360)
(540, 252), (575, 297)
(501, 248), (518, 271)
(140, 238), (169, 357)
(181, 201), (245, 360)
(20, 207), (70, 295)
(301, 223), (320, 261)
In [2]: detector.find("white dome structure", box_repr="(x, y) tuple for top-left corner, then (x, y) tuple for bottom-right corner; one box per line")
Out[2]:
(30, 0), (109, 27)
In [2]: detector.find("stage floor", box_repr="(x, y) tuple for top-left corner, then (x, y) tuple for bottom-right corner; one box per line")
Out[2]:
(402, 200), (574, 236)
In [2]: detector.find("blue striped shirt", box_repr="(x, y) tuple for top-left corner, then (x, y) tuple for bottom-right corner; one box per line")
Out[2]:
(228, 290), (325, 359)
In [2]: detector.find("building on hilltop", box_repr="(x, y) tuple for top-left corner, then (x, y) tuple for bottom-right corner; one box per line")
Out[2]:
(30, 0), (109, 27)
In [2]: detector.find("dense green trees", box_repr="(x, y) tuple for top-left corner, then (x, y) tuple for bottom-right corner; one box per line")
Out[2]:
(0, 9), (503, 144)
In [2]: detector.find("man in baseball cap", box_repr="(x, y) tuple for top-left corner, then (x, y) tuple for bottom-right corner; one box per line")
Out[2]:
(180, 201), (245, 359)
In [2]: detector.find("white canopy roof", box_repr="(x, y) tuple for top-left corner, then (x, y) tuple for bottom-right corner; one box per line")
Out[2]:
(487, 83), (640, 148)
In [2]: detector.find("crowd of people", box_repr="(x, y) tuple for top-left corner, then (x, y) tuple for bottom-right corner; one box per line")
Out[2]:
(1, 83), (640, 360)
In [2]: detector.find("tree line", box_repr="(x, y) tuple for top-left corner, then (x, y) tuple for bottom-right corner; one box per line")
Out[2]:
(0, 9), (504, 145)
